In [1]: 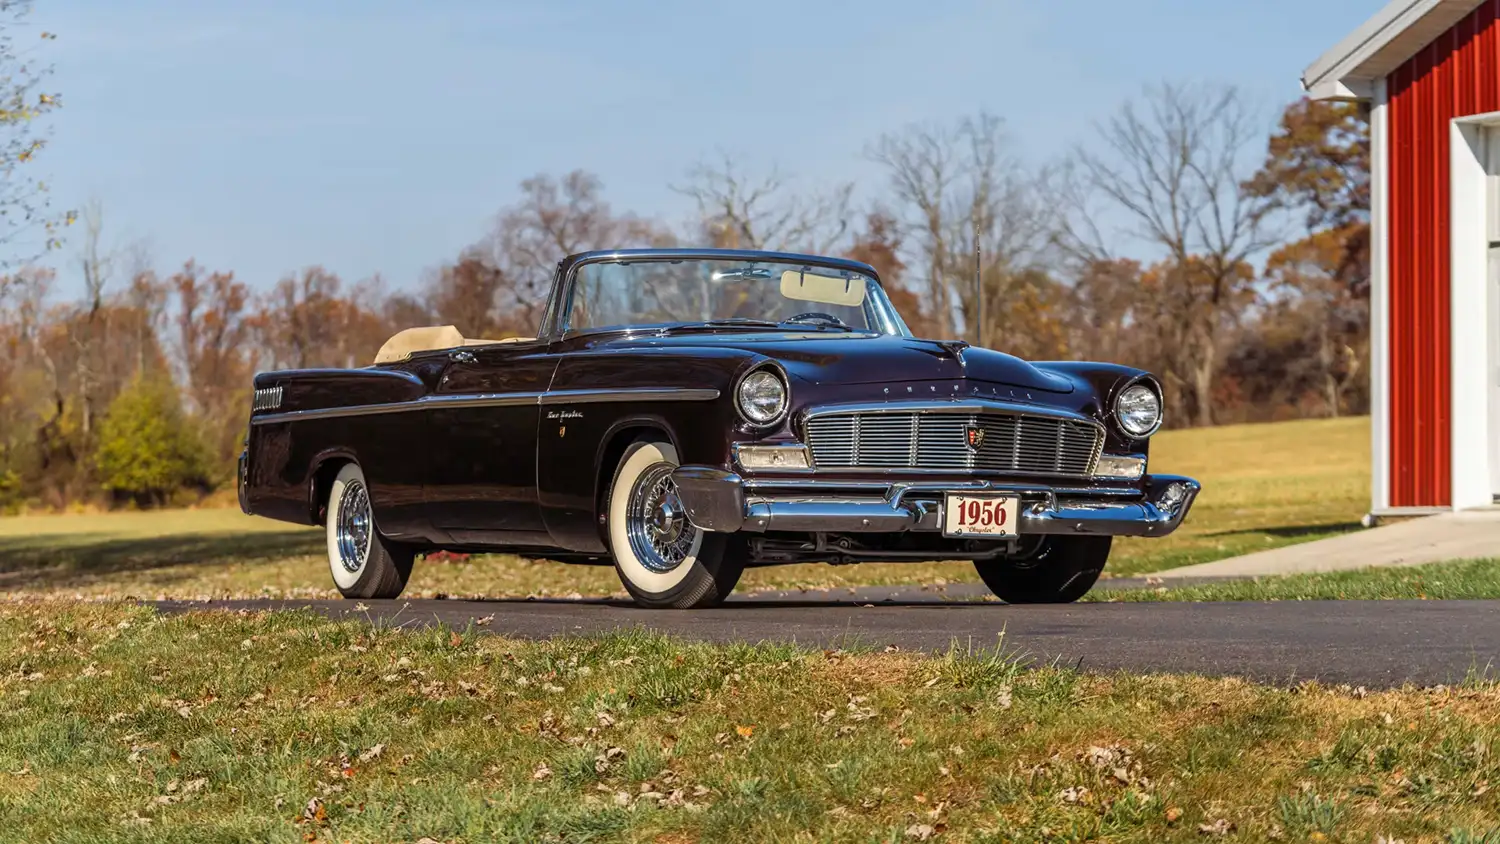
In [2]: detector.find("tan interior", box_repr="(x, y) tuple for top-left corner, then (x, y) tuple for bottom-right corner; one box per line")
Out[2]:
(373, 325), (537, 365)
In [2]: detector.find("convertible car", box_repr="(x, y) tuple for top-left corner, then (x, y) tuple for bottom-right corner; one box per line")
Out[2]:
(239, 248), (1199, 608)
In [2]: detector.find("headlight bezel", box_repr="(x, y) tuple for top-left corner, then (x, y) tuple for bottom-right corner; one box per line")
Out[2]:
(1112, 378), (1163, 439)
(734, 363), (790, 428)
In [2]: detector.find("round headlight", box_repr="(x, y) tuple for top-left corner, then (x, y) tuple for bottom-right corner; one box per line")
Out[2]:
(737, 369), (787, 425)
(1115, 383), (1162, 437)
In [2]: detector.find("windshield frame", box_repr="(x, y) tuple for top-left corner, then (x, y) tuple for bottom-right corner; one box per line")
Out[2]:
(539, 248), (913, 341)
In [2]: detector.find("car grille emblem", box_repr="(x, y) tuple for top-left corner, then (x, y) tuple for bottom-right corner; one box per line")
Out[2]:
(966, 426), (985, 451)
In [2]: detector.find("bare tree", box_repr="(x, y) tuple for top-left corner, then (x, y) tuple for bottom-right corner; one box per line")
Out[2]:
(70, 200), (109, 434)
(0, 2), (69, 265)
(424, 254), (512, 338)
(119, 241), (165, 378)
(672, 155), (853, 254)
(868, 113), (1054, 341)
(468, 170), (670, 333)
(1058, 83), (1279, 425)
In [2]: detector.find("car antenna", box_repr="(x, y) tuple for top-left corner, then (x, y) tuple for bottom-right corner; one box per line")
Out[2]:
(974, 222), (984, 349)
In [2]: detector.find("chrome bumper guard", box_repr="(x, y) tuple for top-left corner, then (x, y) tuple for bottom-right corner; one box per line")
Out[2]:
(671, 468), (1200, 539)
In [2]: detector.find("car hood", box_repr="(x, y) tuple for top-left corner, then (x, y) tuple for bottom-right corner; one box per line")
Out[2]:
(601, 332), (1074, 394)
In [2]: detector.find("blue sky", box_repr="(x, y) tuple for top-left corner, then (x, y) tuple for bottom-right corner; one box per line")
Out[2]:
(36, 0), (1375, 298)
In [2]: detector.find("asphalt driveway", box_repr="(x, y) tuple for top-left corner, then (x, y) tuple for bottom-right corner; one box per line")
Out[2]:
(154, 589), (1500, 689)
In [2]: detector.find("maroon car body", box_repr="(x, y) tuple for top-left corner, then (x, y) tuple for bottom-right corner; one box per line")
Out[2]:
(240, 248), (1199, 605)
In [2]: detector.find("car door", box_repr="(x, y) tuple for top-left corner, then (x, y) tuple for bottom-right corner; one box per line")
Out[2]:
(423, 340), (559, 546)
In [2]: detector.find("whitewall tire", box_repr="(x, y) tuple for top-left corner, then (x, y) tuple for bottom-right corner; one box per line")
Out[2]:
(325, 462), (414, 599)
(606, 439), (744, 608)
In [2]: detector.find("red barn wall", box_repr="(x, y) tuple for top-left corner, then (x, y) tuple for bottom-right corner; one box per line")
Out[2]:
(1386, 0), (1500, 507)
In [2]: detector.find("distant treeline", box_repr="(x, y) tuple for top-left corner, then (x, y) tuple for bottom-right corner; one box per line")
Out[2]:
(0, 87), (1368, 511)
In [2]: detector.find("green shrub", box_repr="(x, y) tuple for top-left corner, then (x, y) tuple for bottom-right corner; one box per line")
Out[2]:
(94, 376), (209, 506)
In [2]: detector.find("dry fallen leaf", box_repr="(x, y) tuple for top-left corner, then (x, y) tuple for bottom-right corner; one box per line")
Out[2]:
(1058, 786), (1089, 804)
(735, 724), (755, 738)
(905, 823), (936, 841)
(1198, 819), (1234, 836)
(302, 797), (326, 823)
(358, 744), (385, 763)
(532, 763), (552, 781)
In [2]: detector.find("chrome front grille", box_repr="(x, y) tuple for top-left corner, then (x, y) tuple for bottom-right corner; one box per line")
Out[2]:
(804, 409), (1103, 476)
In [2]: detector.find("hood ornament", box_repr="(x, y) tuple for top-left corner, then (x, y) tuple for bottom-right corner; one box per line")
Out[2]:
(934, 340), (969, 370)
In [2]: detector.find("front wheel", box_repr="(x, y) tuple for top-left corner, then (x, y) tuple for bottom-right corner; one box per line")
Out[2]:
(605, 439), (744, 608)
(325, 462), (414, 599)
(973, 536), (1111, 604)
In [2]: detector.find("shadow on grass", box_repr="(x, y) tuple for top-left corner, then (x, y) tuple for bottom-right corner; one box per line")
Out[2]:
(1203, 522), (1363, 540)
(0, 530), (324, 591)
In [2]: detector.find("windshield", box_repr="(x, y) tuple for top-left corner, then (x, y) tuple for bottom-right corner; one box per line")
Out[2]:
(565, 258), (907, 336)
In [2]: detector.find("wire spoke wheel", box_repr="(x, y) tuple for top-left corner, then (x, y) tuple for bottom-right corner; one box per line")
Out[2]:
(606, 440), (743, 609)
(625, 463), (697, 574)
(336, 479), (372, 573)
(325, 463), (414, 600)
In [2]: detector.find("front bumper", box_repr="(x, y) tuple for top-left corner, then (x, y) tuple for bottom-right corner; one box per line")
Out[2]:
(672, 468), (1200, 539)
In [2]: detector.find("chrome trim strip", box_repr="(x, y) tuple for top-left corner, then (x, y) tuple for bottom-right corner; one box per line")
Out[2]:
(759, 466), (1107, 480)
(249, 392), (542, 425)
(251, 387), (719, 425)
(802, 399), (1102, 429)
(540, 387), (719, 405)
(740, 478), (1144, 498)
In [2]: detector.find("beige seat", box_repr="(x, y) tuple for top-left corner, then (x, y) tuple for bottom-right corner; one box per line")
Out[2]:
(373, 325), (536, 365)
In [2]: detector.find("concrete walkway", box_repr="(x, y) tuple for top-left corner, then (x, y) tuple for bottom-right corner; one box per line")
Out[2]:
(1155, 509), (1500, 578)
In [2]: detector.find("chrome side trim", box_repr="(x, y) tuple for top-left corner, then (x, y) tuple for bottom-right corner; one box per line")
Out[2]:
(250, 392), (541, 425)
(540, 387), (719, 405)
(251, 387), (718, 425)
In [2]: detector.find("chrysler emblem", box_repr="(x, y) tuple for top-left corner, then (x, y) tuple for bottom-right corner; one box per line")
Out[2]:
(966, 426), (985, 450)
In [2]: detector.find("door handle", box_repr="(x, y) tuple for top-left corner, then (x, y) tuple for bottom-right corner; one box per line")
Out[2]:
(448, 349), (476, 364)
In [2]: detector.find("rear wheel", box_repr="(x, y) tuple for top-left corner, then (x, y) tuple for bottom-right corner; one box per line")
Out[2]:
(605, 439), (744, 608)
(325, 462), (414, 599)
(973, 536), (1110, 604)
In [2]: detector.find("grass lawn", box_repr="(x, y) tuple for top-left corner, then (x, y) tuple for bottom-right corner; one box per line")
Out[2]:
(1, 417), (1373, 600)
(1091, 559), (1500, 603)
(3, 601), (1498, 842)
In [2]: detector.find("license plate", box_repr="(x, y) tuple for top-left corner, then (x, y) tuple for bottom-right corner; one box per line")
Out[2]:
(942, 494), (1018, 538)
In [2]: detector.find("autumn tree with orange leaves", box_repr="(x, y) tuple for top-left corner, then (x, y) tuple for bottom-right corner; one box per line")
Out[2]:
(1245, 98), (1370, 418)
